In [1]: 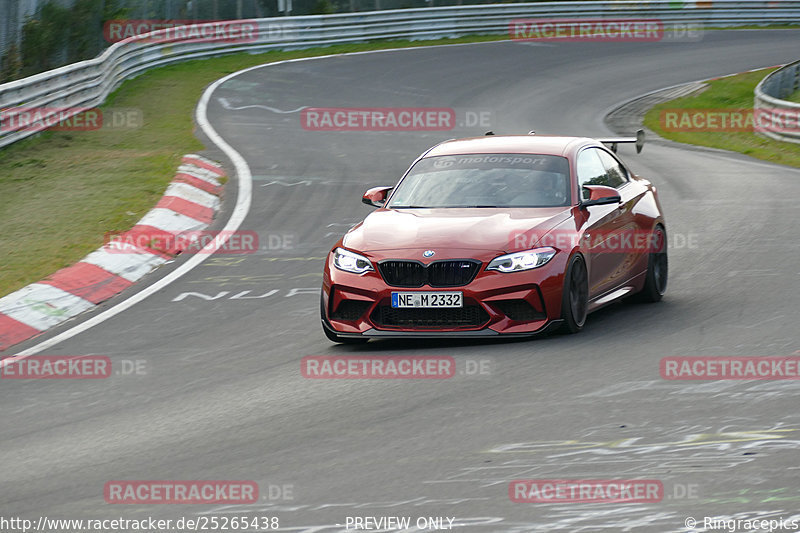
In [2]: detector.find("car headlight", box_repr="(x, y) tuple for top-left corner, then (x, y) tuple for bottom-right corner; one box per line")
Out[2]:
(333, 247), (374, 274)
(486, 247), (556, 273)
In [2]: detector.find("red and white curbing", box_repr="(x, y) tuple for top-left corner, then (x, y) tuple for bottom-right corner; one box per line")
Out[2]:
(0, 154), (226, 351)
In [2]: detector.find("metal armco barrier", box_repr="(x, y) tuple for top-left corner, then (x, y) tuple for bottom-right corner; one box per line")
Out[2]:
(754, 60), (800, 144)
(1, 1), (800, 149)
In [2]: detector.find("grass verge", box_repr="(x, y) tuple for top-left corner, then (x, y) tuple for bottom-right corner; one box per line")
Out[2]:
(0, 34), (504, 298)
(643, 66), (800, 168)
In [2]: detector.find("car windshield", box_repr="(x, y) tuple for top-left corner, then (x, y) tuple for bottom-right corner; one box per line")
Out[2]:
(387, 153), (571, 208)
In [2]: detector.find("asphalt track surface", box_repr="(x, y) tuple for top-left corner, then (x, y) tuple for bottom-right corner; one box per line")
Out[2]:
(2, 30), (800, 532)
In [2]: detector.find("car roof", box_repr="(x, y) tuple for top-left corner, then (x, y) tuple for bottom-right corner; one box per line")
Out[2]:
(424, 135), (600, 158)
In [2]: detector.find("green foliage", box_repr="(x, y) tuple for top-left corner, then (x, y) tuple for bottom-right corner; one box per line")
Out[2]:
(644, 67), (800, 168)
(18, 0), (127, 76)
(312, 0), (337, 14)
(0, 42), (23, 83)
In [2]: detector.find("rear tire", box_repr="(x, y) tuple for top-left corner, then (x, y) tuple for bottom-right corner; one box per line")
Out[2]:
(560, 254), (588, 334)
(638, 225), (668, 303)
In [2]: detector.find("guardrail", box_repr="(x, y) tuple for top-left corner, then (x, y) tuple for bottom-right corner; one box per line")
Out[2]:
(754, 60), (800, 144)
(2, 1), (800, 149)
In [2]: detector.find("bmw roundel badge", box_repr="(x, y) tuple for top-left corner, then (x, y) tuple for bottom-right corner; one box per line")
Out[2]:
(423, 250), (435, 258)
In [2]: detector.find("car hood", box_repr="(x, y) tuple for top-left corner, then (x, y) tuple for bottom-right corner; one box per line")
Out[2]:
(343, 207), (572, 255)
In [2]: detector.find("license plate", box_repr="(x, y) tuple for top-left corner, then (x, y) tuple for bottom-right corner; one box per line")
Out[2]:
(391, 292), (463, 308)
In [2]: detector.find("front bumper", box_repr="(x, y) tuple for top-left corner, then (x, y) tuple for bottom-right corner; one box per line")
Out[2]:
(321, 319), (565, 339)
(322, 252), (568, 338)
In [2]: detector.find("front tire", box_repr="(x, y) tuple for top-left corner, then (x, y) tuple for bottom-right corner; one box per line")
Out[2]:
(560, 254), (589, 334)
(638, 224), (668, 303)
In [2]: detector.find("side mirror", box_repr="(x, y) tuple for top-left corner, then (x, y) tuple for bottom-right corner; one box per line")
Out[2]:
(581, 185), (621, 208)
(362, 186), (393, 208)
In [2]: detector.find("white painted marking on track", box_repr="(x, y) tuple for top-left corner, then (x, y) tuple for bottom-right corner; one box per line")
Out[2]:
(514, 42), (558, 47)
(261, 180), (314, 187)
(217, 97), (307, 114)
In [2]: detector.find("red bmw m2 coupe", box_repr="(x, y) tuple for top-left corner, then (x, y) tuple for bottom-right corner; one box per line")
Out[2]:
(321, 131), (666, 343)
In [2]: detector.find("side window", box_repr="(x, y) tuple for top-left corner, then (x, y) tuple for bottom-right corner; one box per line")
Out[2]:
(576, 149), (607, 200)
(596, 150), (629, 189)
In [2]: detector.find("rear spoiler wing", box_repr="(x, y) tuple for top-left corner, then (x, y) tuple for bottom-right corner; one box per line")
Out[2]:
(599, 129), (645, 154)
